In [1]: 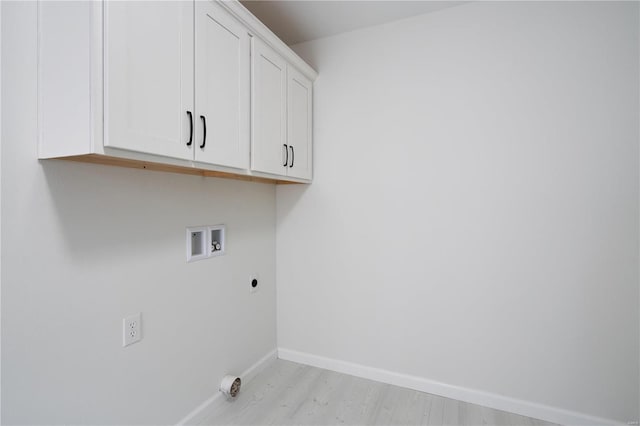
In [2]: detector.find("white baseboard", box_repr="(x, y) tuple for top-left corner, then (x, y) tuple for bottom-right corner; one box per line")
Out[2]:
(278, 348), (623, 426)
(176, 349), (278, 426)
(240, 349), (279, 385)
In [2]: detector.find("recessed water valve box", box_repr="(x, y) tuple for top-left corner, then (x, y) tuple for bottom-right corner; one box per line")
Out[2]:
(208, 225), (226, 257)
(186, 226), (207, 262)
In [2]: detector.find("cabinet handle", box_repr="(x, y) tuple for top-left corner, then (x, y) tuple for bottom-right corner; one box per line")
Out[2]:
(200, 115), (206, 149)
(186, 111), (193, 146)
(289, 146), (294, 168)
(283, 144), (288, 167)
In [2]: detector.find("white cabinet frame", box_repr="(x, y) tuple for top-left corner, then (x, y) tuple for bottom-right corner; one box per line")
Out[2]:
(37, 0), (317, 184)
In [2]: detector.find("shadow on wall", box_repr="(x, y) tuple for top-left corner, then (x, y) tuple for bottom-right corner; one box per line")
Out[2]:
(41, 160), (186, 262)
(39, 159), (271, 264)
(275, 183), (311, 222)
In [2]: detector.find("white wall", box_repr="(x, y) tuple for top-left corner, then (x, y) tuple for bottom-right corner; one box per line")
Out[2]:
(1, 1), (3, 422)
(2, 2), (276, 424)
(278, 1), (639, 423)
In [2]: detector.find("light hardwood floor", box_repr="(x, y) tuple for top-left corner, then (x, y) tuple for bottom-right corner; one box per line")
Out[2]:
(188, 360), (558, 426)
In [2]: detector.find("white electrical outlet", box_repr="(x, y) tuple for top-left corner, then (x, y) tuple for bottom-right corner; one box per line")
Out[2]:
(123, 313), (142, 347)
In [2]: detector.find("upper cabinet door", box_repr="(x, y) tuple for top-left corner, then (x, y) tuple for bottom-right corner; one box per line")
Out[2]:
(251, 38), (287, 176)
(287, 67), (313, 180)
(195, 2), (250, 169)
(104, 1), (194, 160)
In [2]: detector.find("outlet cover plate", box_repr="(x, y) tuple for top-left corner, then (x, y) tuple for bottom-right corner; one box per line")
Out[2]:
(123, 313), (142, 347)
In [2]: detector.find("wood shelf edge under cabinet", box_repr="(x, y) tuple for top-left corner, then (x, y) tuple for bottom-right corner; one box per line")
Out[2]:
(46, 154), (305, 185)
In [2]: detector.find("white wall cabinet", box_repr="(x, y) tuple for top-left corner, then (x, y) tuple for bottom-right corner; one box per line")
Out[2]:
(251, 39), (313, 180)
(251, 38), (288, 176)
(286, 67), (313, 180)
(195, 1), (250, 169)
(38, 0), (316, 184)
(107, 1), (249, 169)
(105, 1), (194, 161)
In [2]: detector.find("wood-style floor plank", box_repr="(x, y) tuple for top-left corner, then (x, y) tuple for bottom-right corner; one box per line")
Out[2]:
(426, 394), (445, 425)
(187, 360), (558, 426)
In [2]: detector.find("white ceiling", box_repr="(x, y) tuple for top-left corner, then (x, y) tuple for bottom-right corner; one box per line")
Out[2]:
(239, 1), (467, 46)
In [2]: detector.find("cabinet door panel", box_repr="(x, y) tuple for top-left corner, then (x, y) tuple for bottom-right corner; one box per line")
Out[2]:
(287, 67), (312, 180)
(105, 1), (193, 160)
(251, 39), (287, 176)
(195, 2), (249, 169)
